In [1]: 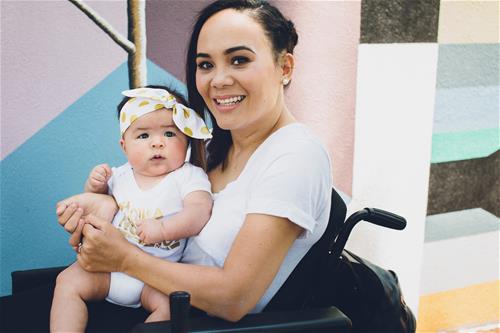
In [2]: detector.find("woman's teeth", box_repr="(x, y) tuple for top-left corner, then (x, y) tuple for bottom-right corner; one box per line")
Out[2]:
(215, 96), (244, 105)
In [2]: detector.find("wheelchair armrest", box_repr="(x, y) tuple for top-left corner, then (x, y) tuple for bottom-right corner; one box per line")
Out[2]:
(11, 266), (66, 294)
(132, 306), (352, 333)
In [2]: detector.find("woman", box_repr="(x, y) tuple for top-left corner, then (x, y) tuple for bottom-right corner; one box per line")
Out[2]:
(0, 0), (332, 331)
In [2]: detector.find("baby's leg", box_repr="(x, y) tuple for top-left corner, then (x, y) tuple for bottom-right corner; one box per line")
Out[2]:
(50, 262), (110, 333)
(140, 284), (171, 323)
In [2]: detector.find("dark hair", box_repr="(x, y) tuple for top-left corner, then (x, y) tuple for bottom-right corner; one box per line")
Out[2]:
(117, 85), (207, 170)
(186, 0), (298, 172)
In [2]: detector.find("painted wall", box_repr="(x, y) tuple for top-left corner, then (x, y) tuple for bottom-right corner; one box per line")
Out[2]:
(418, 1), (499, 331)
(1, 0), (360, 296)
(1, 1), (497, 330)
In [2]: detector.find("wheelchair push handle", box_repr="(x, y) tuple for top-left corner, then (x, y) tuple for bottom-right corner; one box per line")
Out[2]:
(170, 291), (191, 333)
(329, 208), (407, 258)
(364, 208), (406, 230)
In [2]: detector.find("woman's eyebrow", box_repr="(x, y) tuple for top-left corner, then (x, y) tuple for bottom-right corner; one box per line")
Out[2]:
(224, 46), (255, 55)
(196, 46), (256, 59)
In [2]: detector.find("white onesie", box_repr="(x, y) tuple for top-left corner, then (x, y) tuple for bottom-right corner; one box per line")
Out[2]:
(105, 162), (211, 308)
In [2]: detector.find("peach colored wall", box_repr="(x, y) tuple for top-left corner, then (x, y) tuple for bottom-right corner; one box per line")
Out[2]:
(281, 1), (360, 195)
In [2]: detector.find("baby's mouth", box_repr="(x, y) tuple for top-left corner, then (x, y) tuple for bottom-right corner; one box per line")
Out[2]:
(151, 154), (165, 160)
(214, 95), (245, 106)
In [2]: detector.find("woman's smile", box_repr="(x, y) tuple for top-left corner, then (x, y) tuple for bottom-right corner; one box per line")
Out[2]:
(213, 95), (246, 113)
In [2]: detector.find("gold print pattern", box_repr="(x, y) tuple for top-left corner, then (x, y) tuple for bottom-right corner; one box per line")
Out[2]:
(116, 202), (178, 250)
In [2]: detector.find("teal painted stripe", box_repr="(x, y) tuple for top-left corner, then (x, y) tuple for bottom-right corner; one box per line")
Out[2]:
(431, 128), (499, 163)
(437, 43), (499, 89)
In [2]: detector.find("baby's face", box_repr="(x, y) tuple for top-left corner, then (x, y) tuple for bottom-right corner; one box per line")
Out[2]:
(121, 108), (188, 178)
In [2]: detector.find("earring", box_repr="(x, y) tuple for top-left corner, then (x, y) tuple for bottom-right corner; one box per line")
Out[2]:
(282, 77), (290, 86)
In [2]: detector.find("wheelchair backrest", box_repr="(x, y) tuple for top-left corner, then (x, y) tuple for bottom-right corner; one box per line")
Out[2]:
(264, 188), (347, 311)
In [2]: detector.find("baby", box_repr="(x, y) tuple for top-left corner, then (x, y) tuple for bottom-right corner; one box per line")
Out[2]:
(51, 86), (213, 332)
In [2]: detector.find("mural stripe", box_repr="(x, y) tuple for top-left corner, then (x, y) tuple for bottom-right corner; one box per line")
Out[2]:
(427, 150), (499, 216)
(434, 86), (499, 134)
(418, 280), (500, 332)
(431, 128), (499, 163)
(436, 44), (499, 89)
(425, 208), (499, 243)
(420, 230), (499, 295)
(438, 0), (500, 44)
(360, 0), (440, 43)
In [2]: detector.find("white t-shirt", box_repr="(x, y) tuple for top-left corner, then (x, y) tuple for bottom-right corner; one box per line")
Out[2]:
(108, 162), (211, 261)
(181, 123), (332, 312)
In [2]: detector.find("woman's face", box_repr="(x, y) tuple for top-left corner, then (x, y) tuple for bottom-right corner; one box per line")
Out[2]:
(195, 9), (284, 132)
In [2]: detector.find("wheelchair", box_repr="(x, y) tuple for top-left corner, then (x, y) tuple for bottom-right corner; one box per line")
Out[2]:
(11, 188), (414, 332)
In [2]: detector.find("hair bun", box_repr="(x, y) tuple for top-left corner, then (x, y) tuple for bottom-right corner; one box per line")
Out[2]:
(286, 20), (298, 52)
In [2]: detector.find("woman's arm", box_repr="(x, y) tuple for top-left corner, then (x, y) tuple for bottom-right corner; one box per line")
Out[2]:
(135, 190), (213, 244)
(79, 212), (302, 321)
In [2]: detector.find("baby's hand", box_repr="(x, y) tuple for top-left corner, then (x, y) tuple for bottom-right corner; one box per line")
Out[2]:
(136, 218), (166, 245)
(85, 164), (112, 193)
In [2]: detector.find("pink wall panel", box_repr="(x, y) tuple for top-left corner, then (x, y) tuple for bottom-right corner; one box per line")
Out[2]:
(281, 1), (360, 195)
(1, 1), (128, 159)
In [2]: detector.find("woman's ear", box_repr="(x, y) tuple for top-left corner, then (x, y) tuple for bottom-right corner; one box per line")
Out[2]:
(281, 53), (295, 85)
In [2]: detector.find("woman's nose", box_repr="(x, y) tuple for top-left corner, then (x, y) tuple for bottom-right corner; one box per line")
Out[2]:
(211, 68), (233, 88)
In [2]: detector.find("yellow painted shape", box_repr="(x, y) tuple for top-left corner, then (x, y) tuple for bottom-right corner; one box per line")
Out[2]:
(438, 0), (500, 43)
(417, 280), (500, 332)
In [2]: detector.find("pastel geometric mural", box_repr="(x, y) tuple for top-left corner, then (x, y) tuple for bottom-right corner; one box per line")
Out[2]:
(1, 0), (498, 331)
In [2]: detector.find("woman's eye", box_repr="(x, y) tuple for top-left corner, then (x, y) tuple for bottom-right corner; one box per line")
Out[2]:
(164, 131), (176, 137)
(197, 61), (213, 70)
(232, 56), (249, 66)
(137, 133), (149, 139)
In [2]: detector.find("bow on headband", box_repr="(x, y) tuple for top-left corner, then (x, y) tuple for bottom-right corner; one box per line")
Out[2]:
(119, 87), (212, 140)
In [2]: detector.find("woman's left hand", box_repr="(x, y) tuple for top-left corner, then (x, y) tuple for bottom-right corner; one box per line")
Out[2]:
(77, 214), (136, 273)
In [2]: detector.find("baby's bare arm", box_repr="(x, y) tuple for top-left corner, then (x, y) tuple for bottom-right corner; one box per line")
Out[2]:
(136, 191), (212, 244)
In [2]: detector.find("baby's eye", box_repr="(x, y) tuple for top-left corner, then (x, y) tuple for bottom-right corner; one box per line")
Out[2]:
(232, 56), (249, 66)
(137, 133), (149, 139)
(164, 131), (176, 137)
(197, 61), (213, 70)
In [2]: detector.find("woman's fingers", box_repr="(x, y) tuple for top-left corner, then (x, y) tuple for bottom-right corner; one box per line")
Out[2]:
(69, 219), (85, 249)
(83, 214), (108, 231)
(58, 204), (83, 233)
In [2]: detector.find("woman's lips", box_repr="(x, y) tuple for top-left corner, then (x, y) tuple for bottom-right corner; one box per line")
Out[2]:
(213, 95), (246, 112)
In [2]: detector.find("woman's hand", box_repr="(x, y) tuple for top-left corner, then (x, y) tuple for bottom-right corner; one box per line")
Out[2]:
(77, 214), (137, 273)
(56, 192), (118, 249)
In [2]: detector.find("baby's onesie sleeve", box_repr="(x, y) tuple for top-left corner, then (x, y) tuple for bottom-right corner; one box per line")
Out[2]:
(107, 163), (129, 195)
(175, 163), (212, 199)
(245, 140), (331, 238)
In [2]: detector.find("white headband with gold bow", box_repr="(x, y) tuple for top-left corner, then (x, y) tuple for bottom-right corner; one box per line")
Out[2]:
(119, 87), (212, 139)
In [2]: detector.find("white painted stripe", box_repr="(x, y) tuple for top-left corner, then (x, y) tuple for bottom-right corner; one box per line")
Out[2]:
(347, 43), (438, 314)
(420, 230), (499, 295)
